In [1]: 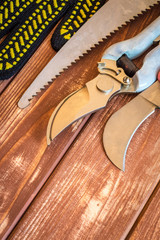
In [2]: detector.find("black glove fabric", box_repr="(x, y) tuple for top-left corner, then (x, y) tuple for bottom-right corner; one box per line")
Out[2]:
(0, 0), (106, 80)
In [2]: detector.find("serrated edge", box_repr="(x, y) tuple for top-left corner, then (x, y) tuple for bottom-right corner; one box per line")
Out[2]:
(18, 1), (160, 108)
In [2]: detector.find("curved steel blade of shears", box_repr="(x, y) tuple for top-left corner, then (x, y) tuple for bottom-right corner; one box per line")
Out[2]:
(103, 95), (156, 171)
(103, 59), (160, 171)
(47, 74), (121, 144)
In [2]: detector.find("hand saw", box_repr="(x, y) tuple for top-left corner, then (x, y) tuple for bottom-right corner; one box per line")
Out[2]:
(18, 0), (159, 109)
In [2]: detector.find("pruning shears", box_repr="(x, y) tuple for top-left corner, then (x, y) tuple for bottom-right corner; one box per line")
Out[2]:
(46, 17), (160, 145)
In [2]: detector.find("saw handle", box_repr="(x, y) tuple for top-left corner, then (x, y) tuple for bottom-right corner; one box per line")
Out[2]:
(133, 44), (160, 92)
(102, 16), (160, 61)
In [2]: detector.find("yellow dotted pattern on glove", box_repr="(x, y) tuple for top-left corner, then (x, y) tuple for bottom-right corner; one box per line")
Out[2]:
(0, 0), (34, 28)
(0, 0), (69, 71)
(60, 0), (101, 40)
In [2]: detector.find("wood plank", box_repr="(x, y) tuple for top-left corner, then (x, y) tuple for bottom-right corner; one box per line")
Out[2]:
(8, 95), (160, 240)
(127, 182), (160, 240)
(0, 5), (160, 240)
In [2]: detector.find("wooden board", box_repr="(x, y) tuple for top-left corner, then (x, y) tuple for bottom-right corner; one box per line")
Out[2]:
(8, 102), (160, 240)
(0, 4), (160, 240)
(127, 182), (160, 239)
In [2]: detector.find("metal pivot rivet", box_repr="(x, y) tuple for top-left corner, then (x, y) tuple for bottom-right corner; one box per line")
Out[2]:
(123, 76), (131, 84)
(96, 75), (114, 94)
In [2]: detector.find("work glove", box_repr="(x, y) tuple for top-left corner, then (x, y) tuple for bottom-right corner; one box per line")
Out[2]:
(0, 0), (106, 80)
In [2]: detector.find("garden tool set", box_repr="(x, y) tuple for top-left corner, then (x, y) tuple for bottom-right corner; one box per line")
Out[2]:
(46, 17), (160, 171)
(0, 0), (160, 171)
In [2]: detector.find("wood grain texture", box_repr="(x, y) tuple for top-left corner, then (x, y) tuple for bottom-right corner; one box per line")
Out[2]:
(0, 4), (160, 240)
(8, 99), (160, 240)
(127, 182), (160, 240)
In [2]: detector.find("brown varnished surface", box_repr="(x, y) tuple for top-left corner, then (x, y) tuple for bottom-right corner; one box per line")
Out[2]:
(127, 182), (160, 240)
(0, 5), (160, 240)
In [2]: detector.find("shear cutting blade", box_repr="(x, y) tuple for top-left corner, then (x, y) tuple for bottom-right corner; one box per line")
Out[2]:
(103, 95), (156, 171)
(47, 87), (89, 144)
(47, 75), (121, 144)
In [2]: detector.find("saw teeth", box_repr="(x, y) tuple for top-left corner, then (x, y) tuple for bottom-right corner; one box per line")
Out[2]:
(18, 0), (160, 108)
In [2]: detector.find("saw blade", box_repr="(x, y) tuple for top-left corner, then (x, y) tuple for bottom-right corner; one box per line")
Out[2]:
(18, 0), (159, 109)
